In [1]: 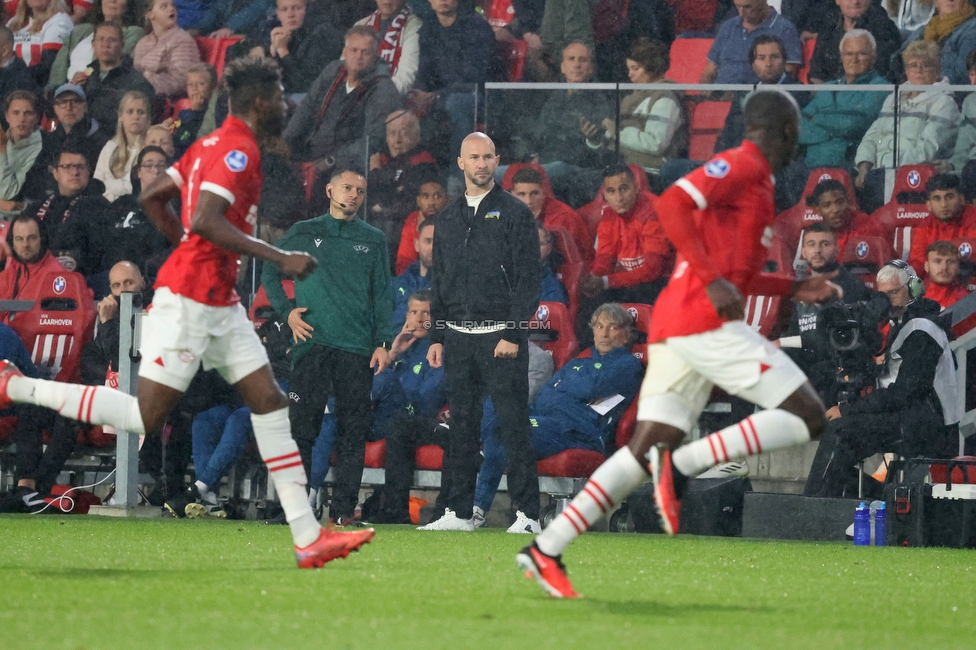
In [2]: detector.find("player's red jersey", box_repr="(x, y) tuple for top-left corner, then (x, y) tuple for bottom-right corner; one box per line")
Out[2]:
(155, 115), (262, 306)
(649, 141), (777, 342)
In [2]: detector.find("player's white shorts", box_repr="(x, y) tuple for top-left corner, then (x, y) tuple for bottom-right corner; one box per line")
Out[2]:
(138, 287), (269, 392)
(637, 320), (808, 434)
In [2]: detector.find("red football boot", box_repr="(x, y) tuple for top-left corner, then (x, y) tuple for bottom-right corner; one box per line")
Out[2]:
(295, 526), (375, 568)
(0, 360), (24, 410)
(650, 446), (681, 536)
(516, 542), (581, 598)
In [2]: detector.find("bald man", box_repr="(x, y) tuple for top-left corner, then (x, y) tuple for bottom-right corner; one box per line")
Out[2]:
(97, 261), (146, 324)
(84, 260), (148, 386)
(421, 132), (543, 533)
(368, 109), (437, 262)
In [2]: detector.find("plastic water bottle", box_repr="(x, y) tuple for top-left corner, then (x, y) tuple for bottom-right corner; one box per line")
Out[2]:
(874, 502), (887, 546)
(854, 501), (871, 546)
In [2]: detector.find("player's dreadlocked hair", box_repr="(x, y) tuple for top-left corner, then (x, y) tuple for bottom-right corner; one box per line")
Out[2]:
(222, 55), (282, 116)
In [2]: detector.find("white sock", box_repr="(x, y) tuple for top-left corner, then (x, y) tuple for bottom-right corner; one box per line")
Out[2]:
(8, 376), (145, 434)
(536, 447), (648, 557)
(672, 409), (811, 478)
(307, 487), (318, 509)
(195, 480), (216, 505)
(251, 407), (320, 548)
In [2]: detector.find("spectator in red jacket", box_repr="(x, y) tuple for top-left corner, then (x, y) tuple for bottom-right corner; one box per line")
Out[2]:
(510, 166), (593, 262)
(909, 173), (976, 274)
(577, 164), (671, 339)
(924, 240), (969, 309)
(0, 212), (66, 321)
(807, 178), (888, 263)
(395, 167), (447, 275)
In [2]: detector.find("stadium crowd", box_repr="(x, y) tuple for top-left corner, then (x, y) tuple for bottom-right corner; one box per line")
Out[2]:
(0, 0), (973, 524)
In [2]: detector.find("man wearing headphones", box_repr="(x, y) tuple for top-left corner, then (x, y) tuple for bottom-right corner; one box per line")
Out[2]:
(261, 166), (394, 526)
(804, 260), (961, 498)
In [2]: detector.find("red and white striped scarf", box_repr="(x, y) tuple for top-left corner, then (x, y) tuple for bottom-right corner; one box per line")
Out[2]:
(363, 6), (411, 75)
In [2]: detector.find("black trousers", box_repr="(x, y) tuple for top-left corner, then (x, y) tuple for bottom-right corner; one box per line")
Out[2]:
(379, 412), (447, 523)
(441, 328), (539, 520)
(289, 344), (373, 519)
(15, 405), (78, 495)
(804, 412), (957, 498)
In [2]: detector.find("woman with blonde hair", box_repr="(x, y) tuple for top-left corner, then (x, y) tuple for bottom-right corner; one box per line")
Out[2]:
(94, 90), (149, 201)
(133, 0), (199, 96)
(6, 0), (74, 86)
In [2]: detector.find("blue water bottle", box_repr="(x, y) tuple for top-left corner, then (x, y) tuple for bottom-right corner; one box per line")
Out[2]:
(854, 501), (871, 546)
(874, 502), (887, 546)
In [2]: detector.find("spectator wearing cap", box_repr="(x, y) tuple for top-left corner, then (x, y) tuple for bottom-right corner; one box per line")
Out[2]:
(78, 22), (154, 128)
(701, 0), (803, 83)
(924, 240), (969, 309)
(0, 90), (45, 214)
(40, 83), (108, 173)
(0, 26), (38, 110)
(509, 165), (593, 262)
(368, 110), (436, 259)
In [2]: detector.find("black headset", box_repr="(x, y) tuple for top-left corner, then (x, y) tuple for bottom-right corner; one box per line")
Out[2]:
(882, 259), (926, 301)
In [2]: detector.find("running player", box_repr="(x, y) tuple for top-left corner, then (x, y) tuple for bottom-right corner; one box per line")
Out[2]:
(0, 56), (375, 568)
(516, 89), (842, 598)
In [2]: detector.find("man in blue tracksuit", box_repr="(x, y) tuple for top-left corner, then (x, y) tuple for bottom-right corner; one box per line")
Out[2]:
(475, 303), (644, 517)
(391, 220), (433, 332)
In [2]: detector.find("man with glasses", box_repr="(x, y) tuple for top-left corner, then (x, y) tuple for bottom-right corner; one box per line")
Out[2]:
(24, 144), (110, 277)
(80, 22), (155, 129)
(40, 84), (110, 174)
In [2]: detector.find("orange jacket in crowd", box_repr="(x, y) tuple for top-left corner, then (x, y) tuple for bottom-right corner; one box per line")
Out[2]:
(590, 191), (672, 289)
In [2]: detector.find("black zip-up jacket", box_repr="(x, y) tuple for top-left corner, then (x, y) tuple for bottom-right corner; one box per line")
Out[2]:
(429, 184), (541, 347)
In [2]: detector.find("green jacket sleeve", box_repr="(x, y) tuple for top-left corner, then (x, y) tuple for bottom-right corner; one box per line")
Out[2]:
(371, 235), (394, 348)
(260, 231), (298, 319)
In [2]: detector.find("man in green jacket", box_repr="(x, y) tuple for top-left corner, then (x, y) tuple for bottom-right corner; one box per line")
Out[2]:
(799, 30), (889, 169)
(261, 166), (393, 525)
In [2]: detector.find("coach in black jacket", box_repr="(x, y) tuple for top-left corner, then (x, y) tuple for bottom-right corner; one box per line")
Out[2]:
(423, 132), (543, 531)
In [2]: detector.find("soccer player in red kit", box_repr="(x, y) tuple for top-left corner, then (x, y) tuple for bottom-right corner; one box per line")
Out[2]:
(0, 57), (375, 568)
(517, 90), (841, 598)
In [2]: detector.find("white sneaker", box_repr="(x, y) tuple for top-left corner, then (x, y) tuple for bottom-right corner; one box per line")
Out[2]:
(472, 506), (487, 528)
(506, 510), (542, 534)
(417, 508), (475, 531)
(697, 461), (749, 479)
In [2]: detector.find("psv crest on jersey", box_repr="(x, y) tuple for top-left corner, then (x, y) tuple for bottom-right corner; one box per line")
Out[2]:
(224, 150), (248, 172)
(705, 158), (730, 178)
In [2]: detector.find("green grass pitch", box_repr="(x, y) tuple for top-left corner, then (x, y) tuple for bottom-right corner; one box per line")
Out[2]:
(1, 515), (973, 649)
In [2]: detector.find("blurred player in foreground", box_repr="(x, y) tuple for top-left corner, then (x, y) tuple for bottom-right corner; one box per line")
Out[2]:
(0, 57), (375, 568)
(517, 90), (842, 598)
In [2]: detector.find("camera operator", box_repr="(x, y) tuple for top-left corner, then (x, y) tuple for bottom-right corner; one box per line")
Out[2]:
(804, 260), (960, 498)
(777, 223), (872, 401)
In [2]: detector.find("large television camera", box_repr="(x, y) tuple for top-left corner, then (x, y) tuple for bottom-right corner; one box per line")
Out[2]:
(819, 292), (891, 404)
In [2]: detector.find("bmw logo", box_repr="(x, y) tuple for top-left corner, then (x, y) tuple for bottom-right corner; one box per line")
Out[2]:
(53, 276), (66, 294)
(856, 241), (869, 259)
(961, 242), (972, 259)
(819, 173), (831, 183)
(627, 306), (638, 322)
(908, 170), (920, 188)
(536, 304), (550, 321)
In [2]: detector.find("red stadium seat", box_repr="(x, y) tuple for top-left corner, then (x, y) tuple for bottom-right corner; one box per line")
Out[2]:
(621, 302), (653, 361)
(249, 280), (294, 327)
(892, 164), (937, 198)
(415, 445), (443, 470)
(666, 38), (714, 84)
(529, 302), (578, 368)
(8, 272), (96, 383)
(501, 163), (554, 197)
(549, 227), (582, 265)
(503, 39), (528, 82)
(667, 0), (717, 33)
(364, 440), (385, 468)
(300, 162), (317, 202)
(743, 295), (781, 339)
(797, 38), (816, 84)
(556, 260), (585, 323)
(687, 101), (731, 161)
(536, 449), (607, 477)
(874, 203), (931, 262)
(929, 456), (976, 484)
(841, 235), (896, 271)
(194, 36), (242, 76)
